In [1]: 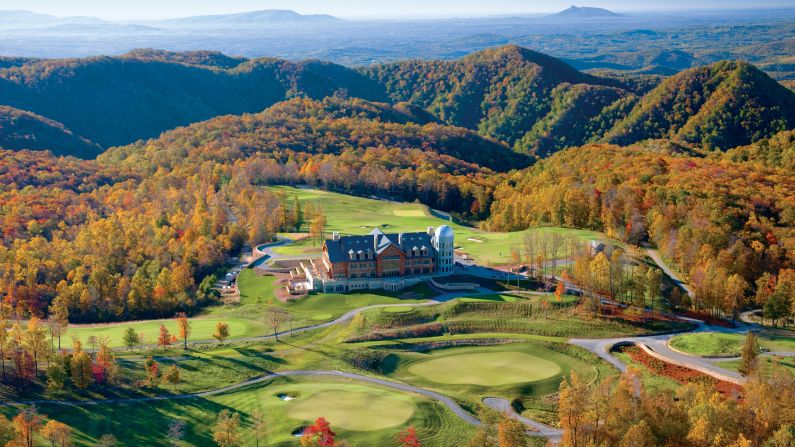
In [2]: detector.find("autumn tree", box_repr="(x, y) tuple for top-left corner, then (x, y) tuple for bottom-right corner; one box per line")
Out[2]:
(497, 416), (527, 447)
(0, 414), (14, 446)
(309, 209), (327, 245)
(212, 410), (241, 447)
(23, 317), (49, 374)
(251, 410), (267, 447)
(619, 420), (655, 447)
(0, 310), (9, 382)
(176, 312), (190, 350)
(398, 427), (421, 447)
(559, 371), (590, 447)
(41, 420), (73, 447)
(301, 417), (335, 447)
(158, 324), (172, 350)
(11, 407), (43, 447)
(49, 300), (69, 350)
(213, 322), (230, 342)
(738, 332), (760, 377)
(46, 353), (68, 391)
(70, 340), (92, 390)
(164, 364), (181, 385)
(143, 356), (159, 387)
(93, 338), (117, 384)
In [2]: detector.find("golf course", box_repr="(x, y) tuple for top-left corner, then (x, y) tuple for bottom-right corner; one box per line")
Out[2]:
(26, 377), (473, 447)
(267, 186), (608, 265)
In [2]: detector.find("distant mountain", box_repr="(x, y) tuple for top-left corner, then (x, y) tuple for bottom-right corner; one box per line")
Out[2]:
(158, 9), (340, 28)
(364, 45), (630, 155)
(603, 61), (795, 150)
(0, 54), (384, 148)
(0, 106), (101, 158)
(0, 10), (104, 29)
(1, 45), (793, 159)
(546, 6), (622, 19)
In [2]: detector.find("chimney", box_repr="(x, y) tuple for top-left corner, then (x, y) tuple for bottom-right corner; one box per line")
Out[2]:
(427, 226), (434, 235)
(332, 232), (340, 241)
(398, 232), (403, 245)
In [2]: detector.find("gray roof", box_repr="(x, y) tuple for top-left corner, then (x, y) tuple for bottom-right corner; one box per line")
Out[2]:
(325, 230), (436, 263)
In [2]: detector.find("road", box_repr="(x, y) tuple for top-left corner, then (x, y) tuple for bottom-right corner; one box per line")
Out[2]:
(31, 242), (776, 444)
(646, 248), (695, 299)
(483, 397), (563, 441)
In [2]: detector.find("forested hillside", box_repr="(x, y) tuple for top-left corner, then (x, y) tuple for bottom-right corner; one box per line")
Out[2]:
(0, 105), (101, 158)
(0, 54), (384, 147)
(0, 45), (794, 159)
(487, 144), (795, 314)
(603, 61), (795, 150)
(364, 45), (631, 156)
(719, 129), (795, 171)
(0, 97), (510, 322)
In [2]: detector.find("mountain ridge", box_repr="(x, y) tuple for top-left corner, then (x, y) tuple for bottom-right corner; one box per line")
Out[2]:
(0, 45), (792, 162)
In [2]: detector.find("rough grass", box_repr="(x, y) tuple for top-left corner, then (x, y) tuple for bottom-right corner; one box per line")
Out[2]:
(267, 186), (609, 265)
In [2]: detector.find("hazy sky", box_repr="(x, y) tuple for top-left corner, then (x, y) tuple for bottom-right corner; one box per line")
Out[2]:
(8, 0), (794, 20)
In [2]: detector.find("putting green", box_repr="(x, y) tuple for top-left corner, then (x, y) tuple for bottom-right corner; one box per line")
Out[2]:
(286, 389), (416, 431)
(408, 351), (562, 386)
(383, 306), (414, 313)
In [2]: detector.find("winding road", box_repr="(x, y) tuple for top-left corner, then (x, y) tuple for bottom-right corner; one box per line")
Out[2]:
(17, 243), (780, 445)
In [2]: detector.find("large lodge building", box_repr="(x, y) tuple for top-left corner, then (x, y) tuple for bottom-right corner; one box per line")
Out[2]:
(306, 226), (454, 293)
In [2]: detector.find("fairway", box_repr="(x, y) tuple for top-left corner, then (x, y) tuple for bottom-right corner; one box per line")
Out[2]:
(67, 317), (265, 348)
(267, 186), (610, 265)
(287, 389), (416, 431)
(407, 351), (562, 386)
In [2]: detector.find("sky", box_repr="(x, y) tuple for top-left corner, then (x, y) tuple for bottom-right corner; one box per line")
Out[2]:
(6, 0), (794, 20)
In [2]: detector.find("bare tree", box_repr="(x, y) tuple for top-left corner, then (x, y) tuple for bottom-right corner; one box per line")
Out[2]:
(267, 308), (289, 341)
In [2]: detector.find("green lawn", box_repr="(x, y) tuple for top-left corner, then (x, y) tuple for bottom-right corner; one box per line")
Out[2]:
(268, 186), (610, 265)
(669, 332), (795, 357)
(383, 342), (606, 402)
(715, 356), (795, 377)
(67, 317), (268, 348)
(20, 377), (473, 447)
(407, 351), (562, 386)
(613, 350), (681, 393)
(229, 270), (434, 329)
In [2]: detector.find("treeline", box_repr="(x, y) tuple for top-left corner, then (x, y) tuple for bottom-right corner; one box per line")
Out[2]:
(0, 98), (510, 322)
(488, 144), (795, 318)
(558, 368), (794, 447)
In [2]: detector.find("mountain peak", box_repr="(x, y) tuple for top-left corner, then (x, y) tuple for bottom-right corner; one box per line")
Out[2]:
(549, 6), (622, 19)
